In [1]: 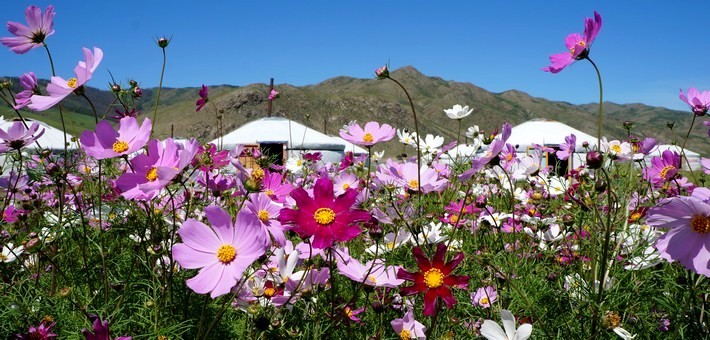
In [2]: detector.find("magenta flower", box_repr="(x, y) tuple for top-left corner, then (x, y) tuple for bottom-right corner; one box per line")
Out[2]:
(679, 87), (710, 116)
(13, 72), (38, 109)
(0, 5), (55, 54)
(459, 122), (512, 180)
(15, 320), (57, 340)
(340, 121), (396, 147)
(195, 84), (208, 112)
(391, 310), (426, 339)
(279, 176), (371, 249)
(0, 120), (44, 152)
(245, 192), (288, 247)
(471, 286), (498, 308)
(29, 47), (104, 111)
(268, 89), (279, 101)
(647, 188), (710, 276)
(80, 117), (152, 160)
(81, 314), (131, 340)
(643, 150), (680, 185)
(555, 134), (576, 161)
(172, 205), (266, 298)
(543, 11), (602, 73)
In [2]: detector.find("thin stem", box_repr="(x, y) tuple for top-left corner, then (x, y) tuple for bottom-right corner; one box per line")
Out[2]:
(586, 57), (603, 149)
(151, 47), (167, 136)
(82, 93), (99, 124)
(43, 43), (56, 76)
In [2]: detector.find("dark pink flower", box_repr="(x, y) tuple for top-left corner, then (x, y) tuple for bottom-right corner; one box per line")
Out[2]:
(543, 11), (602, 73)
(0, 5), (55, 54)
(268, 89), (279, 101)
(81, 314), (131, 340)
(279, 176), (370, 249)
(195, 84), (208, 112)
(16, 320), (57, 339)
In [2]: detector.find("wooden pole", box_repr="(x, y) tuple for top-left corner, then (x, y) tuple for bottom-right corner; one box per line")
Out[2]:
(267, 78), (274, 117)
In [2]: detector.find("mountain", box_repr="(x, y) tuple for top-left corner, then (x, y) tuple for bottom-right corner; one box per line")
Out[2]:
(3, 66), (708, 156)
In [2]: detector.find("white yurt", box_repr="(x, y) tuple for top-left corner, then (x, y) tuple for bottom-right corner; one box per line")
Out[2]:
(647, 144), (702, 171)
(0, 116), (77, 151)
(211, 117), (348, 164)
(508, 119), (599, 171)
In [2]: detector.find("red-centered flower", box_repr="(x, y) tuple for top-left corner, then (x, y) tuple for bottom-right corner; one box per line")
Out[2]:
(397, 243), (469, 316)
(195, 84), (208, 112)
(279, 176), (371, 249)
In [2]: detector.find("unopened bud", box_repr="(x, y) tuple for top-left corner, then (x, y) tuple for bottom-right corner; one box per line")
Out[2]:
(111, 84), (121, 93)
(129, 79), (138, 87)
(157, 37), (170, 48)
(133, 87), (143, 97)
(375, 65), (389, 79)
(586, 151), (603, 169)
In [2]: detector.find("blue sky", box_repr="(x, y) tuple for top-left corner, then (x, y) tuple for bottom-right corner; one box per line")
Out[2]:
(1, 1), (709, 111)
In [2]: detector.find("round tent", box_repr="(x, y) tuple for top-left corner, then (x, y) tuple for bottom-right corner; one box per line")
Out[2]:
(211, 117), (347, 163)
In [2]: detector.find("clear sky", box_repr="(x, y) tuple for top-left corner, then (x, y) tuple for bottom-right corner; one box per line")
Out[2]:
(1, 1), (709, 111)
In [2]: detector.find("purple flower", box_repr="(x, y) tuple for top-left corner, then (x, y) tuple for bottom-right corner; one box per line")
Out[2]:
(459, 122), (512, 180)
(80, 117), (152, 160)
(702, 157), (710, 175)
(647, 188), (710, 276)
(0, 120), (44, 152)
(29, 47), (104, 111)
(268, 89), (279, 101)
(172, 205), (267, 298)
(642, 150), (680, 185)
(337, 255), (404, 288)
(15, 320), (57, 339)
(679, 87), (710, 117)
(196, 84), (208, 112)
(81, 314), (131, 340)
(0, 5), (55, 54)
(339, 121), (396, 147)
(471, 285), (498, 308)
(543, 11), (602, 73)
(556, 134), (576, 161)
(13, 72), (38, 109)
(390, 310), (426, 339)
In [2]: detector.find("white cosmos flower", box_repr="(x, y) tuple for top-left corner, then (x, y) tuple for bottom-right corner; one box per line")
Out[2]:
(602, 138), (633, 160)
(481, 309), (532, 340)
(413, 221), (449, 245)
(285, 157), (304, 174)
(444, 104), (473, 120)
(397, 129), (418, 146)
(465, 125), (481, 140)
(366, 230), (411, 255)
(372, 150), (385, 162)
(418, 134), (444, 154)
(613, 326), (637, 339)
(0, 243), (23, 263)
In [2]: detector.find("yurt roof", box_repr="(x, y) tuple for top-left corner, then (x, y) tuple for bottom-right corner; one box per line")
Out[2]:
(652, 144), (700, 157)
(0, 116), (77, 150)
(507, 119), (597, 151)
(211, 117), (344, 151)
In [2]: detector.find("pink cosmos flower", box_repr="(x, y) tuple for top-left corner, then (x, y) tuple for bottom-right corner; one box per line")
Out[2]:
(543, 11), (602, 73)
(195, 84), (208, 112)
(268, 89), (279, 101)
(0, 5), (55, 54)
(391, 310), (426, 339)
(279, 176), (371, 249)
(471, 286), (498, 308)
(556, 134), (576, 161)
(337, 255), (404, 288)
(0, 120), (44, 152)
(340, 121), (396, 147)
(172, 205), (266, 298)
(16, 320), (57, 339)
(460, 122), (512, 180)
(29, 47), (104, 111)
(13, 72), (38, 109)
(647, 188), (710, 276)
(679, 87), (710, 116)
(81, 314), (131, 340)
(261, 170), (293, 203)
(643, 150), (680, 185)
(80, 117), (152, 159)
(702, 157), (710, 174)
(393, 162), (449, 193)
(115, 138), (199, 200)
(245, 192), (289, 247)
(333, 172), (359, 196)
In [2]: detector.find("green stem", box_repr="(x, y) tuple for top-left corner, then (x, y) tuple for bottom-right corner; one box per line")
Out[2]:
(586, 57), (603, 149)
(43, 43), (56, 76)
(151, 47), (167, 136)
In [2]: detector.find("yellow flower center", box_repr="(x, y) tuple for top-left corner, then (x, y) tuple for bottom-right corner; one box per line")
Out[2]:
(216, 244), (237, 263)
(691, 215), (710, 234)
(423, 268), (444, 289)
(610, 144), (622, 154)
(251, 166), (265, 181)
(531, 192), (543, 200)
(342, 183), (350, 190)
(313, 207), (336, 225)
(408, 180), (419, 190)
(296, 160), (303, 166)
(386, 241), (395, 250)
(0, 254), (7, 261)
(367, 275), (377, 284)
(67, 77), (77, 88)
(659, 165), (675, 179)
(343, 307), (354, 318)
(449, 214), (459, 224)
(629, 212), (642, 222)
(264, 189), (274, 196)
(363, 133), (374, 143)
(399, 329), (411, 340)
(263, 287), (276, 298)
(506, 153), (514, 161)
(257, 210), (270, 222)
(479, 296), (489, 305)
(112, 140), (129, 153)
(146, 167), (158, 181)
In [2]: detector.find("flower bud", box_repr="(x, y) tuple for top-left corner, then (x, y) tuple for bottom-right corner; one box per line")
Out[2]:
(24, 237), (41, 252)
(129, 79), (138, 87)
(666, 122), (675, 130)
(375, 65), (389, 79)
(157, 37), (170, 48)
(58, 287), (72, 298)
(111, 84), (121, 93)
(586, 151), (603, 169)
(595, 179), (607, 193)
(582, 141), (589, 148)
(622, 121), (633, 130)
(133, 87), (143, 97)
